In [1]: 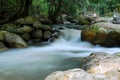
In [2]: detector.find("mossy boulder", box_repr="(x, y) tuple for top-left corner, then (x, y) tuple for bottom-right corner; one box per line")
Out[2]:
(4, 32), (27, 48)
(41, 25), (52, 30)
(77, 15), (91, 25)
(32, 30), (43, 38)
(20, 33), (30, 42)
(33, 21), (43, 29)
(43, 31), (52, 40)
(81, 22), (120, 47)
(1, 23), (18, 33)
(14, 16), (37, 24)
(15, 25), (33, 34)
(33, 21), (52, 30)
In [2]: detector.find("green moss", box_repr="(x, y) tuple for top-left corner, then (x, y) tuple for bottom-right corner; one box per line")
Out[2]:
(88, 25), (107, 33)
(1, 23), (18, 33)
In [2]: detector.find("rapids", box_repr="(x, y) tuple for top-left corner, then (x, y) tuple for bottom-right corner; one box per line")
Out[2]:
(0, 28), (120, 80)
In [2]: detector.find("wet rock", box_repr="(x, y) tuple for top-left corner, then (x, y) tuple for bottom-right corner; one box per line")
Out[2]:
(81, 22), (120, 47)
(31, 38), (42, 43)
(5, 32), (27, 48)
(0, 41), (8, 51)
(43, 31), (52, 40)
(15, 25), (33, 34)
(83, 52), (120, 80)
(45, 68), (110, 80)
(20, 33), (30, 42)
(32, 30), (43, 38)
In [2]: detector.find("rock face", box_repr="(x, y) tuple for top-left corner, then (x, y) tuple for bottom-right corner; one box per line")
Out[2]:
(83, 52), (120, 80)
(45, 68), (109, 80)
(5, 32), (27, 48)
(81, 22), (120, 47)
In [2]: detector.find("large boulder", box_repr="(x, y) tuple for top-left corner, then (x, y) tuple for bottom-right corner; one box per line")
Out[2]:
(83, 52), (120, 80)
(4, 32), (27, 48)
(81, 22), (120, 47)
(45, 68), (109, 80)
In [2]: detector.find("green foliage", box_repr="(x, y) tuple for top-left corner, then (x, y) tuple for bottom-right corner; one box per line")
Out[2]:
(31, 0), (48, 16)
(0, 0), (120, 24)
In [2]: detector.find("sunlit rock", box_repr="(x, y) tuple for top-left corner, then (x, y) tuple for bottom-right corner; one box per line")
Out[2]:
(45, 68), (110, 80)
(83, 52), (120, 80)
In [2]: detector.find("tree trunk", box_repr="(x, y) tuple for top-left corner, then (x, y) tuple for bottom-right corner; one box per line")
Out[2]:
(12, 0), (32, 20)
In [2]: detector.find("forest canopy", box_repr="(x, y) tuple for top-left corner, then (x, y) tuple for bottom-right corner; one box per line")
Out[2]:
(0, 0), (120, 24)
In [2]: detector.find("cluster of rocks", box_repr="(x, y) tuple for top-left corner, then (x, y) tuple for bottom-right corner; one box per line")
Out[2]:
(45, 52), (120, 80)
(0, 16), (59, 51)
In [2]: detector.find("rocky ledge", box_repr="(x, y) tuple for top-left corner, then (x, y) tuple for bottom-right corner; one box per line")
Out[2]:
(45, 52), (120, 80)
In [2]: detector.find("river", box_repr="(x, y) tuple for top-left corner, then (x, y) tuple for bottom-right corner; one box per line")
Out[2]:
(0, 28), (120, 80)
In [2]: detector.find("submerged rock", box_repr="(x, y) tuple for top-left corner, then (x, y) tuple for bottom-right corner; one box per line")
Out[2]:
(81, 22), (120, 47)
(14, 16), (36, 24)
(45, 68), (109, 80)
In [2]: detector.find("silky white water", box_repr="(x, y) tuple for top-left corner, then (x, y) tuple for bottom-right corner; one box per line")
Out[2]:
(0, 28), (120, 80)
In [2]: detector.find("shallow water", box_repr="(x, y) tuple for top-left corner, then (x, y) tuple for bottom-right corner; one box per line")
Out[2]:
(0, 28), (120, 80)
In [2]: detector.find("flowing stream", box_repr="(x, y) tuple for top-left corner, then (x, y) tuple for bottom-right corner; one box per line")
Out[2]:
(0, 28), (120, 80)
